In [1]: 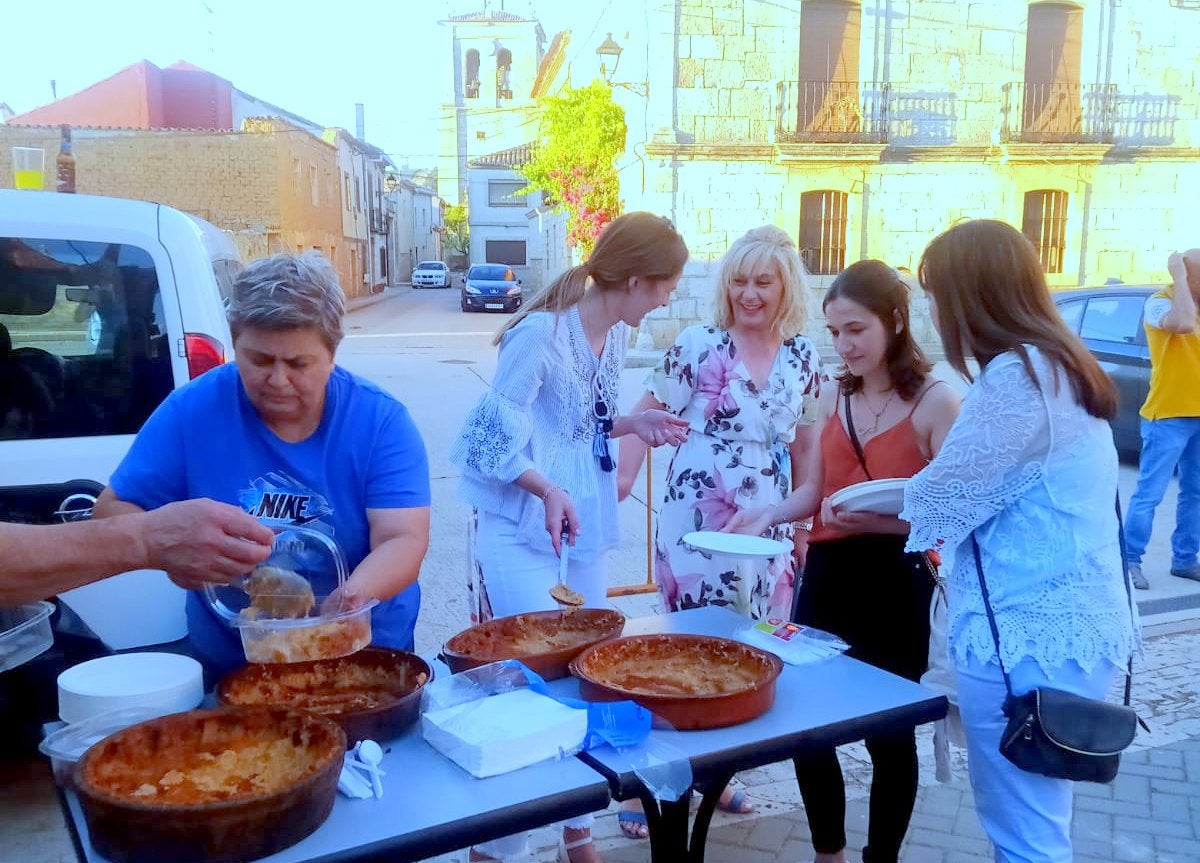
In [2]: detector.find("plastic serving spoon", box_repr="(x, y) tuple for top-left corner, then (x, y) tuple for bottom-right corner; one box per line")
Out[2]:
(236, 565), (316, 618)
(356, 739), (385, 798)
(550, 530), (584, 608)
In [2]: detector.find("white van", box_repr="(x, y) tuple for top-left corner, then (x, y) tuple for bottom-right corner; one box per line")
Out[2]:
(0, 190), (239, 651)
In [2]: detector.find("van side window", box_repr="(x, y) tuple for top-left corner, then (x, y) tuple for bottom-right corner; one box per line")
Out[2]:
(0, 237), (173, 441)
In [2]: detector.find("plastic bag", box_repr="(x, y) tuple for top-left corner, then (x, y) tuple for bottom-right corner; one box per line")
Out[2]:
(735, 617), (849, 665)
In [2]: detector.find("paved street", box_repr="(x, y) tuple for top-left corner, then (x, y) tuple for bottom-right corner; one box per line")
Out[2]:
(6, 283), (1198, 863)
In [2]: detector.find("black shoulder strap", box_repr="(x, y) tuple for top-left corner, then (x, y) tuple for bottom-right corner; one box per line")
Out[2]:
(843, 391), (873, 480)
(973, 493), (1136, 708)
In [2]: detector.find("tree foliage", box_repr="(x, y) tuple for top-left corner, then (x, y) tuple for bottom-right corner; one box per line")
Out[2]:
(521, 82), (626, 258)
(444, 203), (470, 258)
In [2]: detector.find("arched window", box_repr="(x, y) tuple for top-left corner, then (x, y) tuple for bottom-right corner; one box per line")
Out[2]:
(465, 49), (480, 99)
(1022, 189), (1069, 273)
(799, 190), (848, 275)
(1022, 3), (1083, 140)
(496, 47), (513, 100)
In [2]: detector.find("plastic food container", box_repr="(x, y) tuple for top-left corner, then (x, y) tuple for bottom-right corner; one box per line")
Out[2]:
(0, 601), (55, 672)
(57, 653), (205, 725)
(203, 526), (369, 664)
(39, 706), (165, 786)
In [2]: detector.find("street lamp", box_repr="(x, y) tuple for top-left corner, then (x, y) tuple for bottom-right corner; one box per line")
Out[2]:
(596, 33), (649, 97)
(384, 173), (399, 194)
(596, 33), (622, 84)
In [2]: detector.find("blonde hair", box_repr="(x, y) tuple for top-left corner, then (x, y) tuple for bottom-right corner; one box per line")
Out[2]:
(712, 225), (809, 337)
(494, 212), (688, 344)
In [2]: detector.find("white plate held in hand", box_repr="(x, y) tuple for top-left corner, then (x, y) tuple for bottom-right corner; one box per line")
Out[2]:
(827, 478), (908, 515)
(682, 531), (792, 559)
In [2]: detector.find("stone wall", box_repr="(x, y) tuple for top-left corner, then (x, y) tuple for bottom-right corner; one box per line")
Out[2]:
(626, 0), (1200, 351)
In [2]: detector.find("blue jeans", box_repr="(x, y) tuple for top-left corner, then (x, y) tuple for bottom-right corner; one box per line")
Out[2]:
(957, 655), (1118, 863)
(1124, 416), (1200, 571)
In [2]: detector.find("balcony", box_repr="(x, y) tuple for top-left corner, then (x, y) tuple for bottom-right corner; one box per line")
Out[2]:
(1001, 82), (1116, 144)
(776, 81), (889, 144)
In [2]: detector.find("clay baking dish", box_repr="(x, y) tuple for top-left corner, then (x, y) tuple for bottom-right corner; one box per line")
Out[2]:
(217, 647), (433, 746)
(442, 608), (625, 680)
(569, 633), (784, 730)
(74, 706), (344, 863)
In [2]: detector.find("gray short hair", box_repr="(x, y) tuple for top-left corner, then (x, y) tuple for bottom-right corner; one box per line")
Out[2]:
(227, 252), (345, 351)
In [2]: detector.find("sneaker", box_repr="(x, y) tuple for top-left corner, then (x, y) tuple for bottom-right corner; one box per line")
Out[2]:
(1129, 563), (1149, 590)
(1171, 563), (1200, 582)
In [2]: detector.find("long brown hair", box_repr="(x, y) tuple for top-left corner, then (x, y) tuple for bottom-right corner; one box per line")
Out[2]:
(494, 212), (688, 345)
(918, 219), (1116, 419)
(824, 259), (931, 400)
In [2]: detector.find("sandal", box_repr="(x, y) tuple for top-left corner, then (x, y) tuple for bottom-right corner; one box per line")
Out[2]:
(558, 827), (602, 863)
(716, 782), (754, 814)
(617, 804), (649, 840)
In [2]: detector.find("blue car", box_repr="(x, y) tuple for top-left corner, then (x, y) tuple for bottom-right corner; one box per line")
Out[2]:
(1054, 285), (1156, 460)
(460, 264), (522, 313)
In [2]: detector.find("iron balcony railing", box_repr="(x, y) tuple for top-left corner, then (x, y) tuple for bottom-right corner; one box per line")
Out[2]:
(1001, 82), (1117, 143)
(776, 80), (889, 144)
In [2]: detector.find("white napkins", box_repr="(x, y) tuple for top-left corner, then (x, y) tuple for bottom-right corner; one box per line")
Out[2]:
(422, 688), (587, 778)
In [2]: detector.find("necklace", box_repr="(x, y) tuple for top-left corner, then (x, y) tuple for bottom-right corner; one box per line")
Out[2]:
(856, 387), (897, 437)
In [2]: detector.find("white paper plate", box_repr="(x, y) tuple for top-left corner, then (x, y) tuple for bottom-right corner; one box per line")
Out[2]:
(827, 478), (908, 515)
(57, 653), (204, 724)
(682, 531), (792, 559)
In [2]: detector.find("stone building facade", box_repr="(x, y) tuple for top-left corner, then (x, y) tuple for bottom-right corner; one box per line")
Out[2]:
(613, 0), (1200, 349)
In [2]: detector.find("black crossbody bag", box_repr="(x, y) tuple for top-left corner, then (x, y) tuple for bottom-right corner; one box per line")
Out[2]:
(970, 497), (1146, 784)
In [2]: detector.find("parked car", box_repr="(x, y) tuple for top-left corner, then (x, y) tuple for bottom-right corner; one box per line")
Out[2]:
(1053, 285), (1157, 460)
(460, 264), (522, 313)
(411, 260), (450, 289)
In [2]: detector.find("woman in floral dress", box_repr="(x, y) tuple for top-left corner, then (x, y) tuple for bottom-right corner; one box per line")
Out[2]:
(615, 225), (821, 834)
(620, 224), (822, 620)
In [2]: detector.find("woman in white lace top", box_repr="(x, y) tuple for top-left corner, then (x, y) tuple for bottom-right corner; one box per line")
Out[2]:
(450, 212), (689, 863)
(902, 220), (1139, 863)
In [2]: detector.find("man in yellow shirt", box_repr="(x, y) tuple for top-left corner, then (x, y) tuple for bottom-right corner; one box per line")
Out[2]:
(1124, 249), (1200, 589)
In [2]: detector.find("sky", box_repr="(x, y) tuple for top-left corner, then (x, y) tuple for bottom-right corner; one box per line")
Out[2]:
(0, 0), (599, 169)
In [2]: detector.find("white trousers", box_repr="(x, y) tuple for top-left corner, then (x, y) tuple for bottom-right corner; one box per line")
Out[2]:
(956, 654), (1119, 863)
(474, 509), (611, 617)
(471, 510), (609, 859)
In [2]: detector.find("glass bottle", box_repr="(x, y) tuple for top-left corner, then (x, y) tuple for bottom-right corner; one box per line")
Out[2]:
(56, 124), (76, 194)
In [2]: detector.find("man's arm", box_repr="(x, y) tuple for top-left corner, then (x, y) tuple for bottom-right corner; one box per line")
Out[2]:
(1156, 251), (1199, 334)
(339, 507), (431, 606)
(0, 500), (273, 605)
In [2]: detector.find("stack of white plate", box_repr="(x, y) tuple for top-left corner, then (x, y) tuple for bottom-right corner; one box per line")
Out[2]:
(57, 653), (204, 725)
(827, 478), (909, 515)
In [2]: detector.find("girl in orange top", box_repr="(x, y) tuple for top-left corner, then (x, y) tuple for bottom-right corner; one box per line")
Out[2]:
(729, 260), (959, 863)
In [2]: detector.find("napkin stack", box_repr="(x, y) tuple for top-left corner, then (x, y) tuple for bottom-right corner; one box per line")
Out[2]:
(422, 688), (587, 778)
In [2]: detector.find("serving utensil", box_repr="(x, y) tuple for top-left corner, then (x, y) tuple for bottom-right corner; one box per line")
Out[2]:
(549, 530), (583, 607)
(237, 565), (315, 619)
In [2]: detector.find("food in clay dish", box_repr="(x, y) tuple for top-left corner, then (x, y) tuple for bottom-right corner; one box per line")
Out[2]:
(218, 648), (433, 743)
(570, 634), (784, 729)
(442, 608), (625, 680)
(73, 707), (343, 863)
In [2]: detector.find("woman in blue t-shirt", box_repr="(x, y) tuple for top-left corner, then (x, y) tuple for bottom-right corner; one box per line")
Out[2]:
(94, 252), (431, 676)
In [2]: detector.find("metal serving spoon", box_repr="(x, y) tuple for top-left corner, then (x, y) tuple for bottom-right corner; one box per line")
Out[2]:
(549, 530), (584, 608)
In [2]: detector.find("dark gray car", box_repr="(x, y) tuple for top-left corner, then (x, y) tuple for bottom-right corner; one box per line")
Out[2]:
(460, 264), (522, 313)
(1054, 285), (1157, 460)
